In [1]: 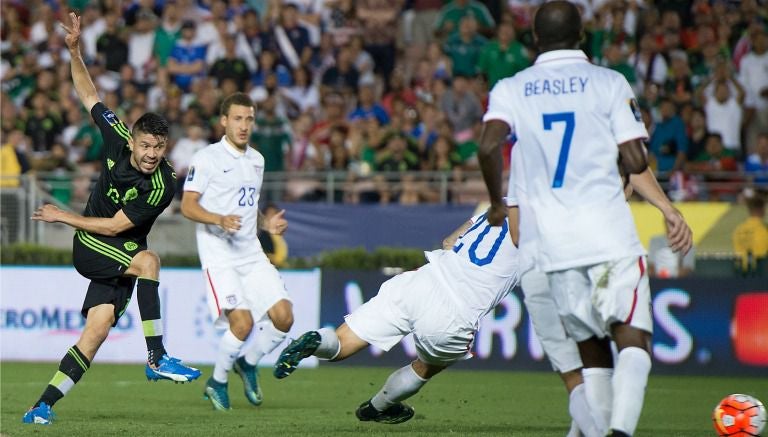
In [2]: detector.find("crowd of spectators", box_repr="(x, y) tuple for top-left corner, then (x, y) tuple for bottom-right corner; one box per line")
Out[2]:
(1, 0), (767, 207)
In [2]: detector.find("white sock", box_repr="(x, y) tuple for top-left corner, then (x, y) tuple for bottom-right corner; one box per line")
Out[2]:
(566, 420), (583, 437)
(569, 383), (600, 437)
(370, 364), (428, 411)
(243, 320), (287, 366)
(610, 347), (651, 436)
(314, 327), (341, 360)
(213, 329), (244, 383)
(582, 367), (613, 436)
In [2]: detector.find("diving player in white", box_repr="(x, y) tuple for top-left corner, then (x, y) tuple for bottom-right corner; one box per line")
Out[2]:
(180, 92), (293, 411)
(272, 212), (520, 424)
(477, 2), (692, 436)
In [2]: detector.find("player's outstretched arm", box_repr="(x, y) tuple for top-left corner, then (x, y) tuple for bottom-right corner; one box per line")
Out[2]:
(61, 12), (100, 112)
(477, 120), (511, 226)
(180, 191), (241, 233)
(32, 204), (135, 236)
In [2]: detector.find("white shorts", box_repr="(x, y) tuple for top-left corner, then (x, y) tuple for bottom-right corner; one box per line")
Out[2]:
(345, 263), (475, 366)
(520, 270), (583, 373)
(548, 256), (652, 342)
(203, 254), (291, 329)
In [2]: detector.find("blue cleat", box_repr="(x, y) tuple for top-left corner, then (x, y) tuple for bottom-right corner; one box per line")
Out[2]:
(203, 377), (231, 411)
(273, 331), (321, 379)
(22, 402), (55, 425)
(233, 357), (263, 406)
(145, 354), (202, 383)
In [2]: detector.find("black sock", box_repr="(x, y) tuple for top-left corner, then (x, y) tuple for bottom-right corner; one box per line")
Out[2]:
(137, 278), (166, 365)
(37, 345), (91, 408)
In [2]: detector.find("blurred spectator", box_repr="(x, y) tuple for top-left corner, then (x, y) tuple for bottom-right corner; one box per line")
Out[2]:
(629, 33), (667, 94)
(320, 45), (359, 98)
(205, 18), (257, 72)
(209, 34), (251, 91)
(281, 66), (320, 118)
(128, 9), (159, 85)
(349, 83), (389, 125)
(348, 35), (375, 86)
(0, 130), (27, 188)
(440, 74), (482, 138)
(745, 133), (768, 186)
(242, 9), (274, 62)
(703, 80), (745, 158)
(477, 21), (529, 88)
(153, 0), (182, 68)
(603, 43), (636, 90)
(272, 3), (313, 70)
(322, 0), (359, 47)
(24, 91), (62, 157)
(252, 94), (292, 173)
(402, 0), (443, 78)
(355, 0), (402, 86)
(732, 195), (768, 274)
(591, 3), (635, 65)
(685, 107), (708, 160)
(96, 13), (129, 73)
(663, 50), (694, 107)
(443, 15), (486, 78)
(687, 133), (738, 172)
(373, 132), (421, 204)
(741, 25), (768, 156)
(648, 220), (696, 278)
(167, 20), (207, 92)
(170, 124), (208, 188)
(381, 68), (417, 115)
(434, 0), (495, 39)
(251, 49), (292, 89)
(648, 98), (687, 174)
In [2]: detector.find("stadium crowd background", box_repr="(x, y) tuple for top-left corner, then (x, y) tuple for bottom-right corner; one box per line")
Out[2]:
(0, 0), (767, 209)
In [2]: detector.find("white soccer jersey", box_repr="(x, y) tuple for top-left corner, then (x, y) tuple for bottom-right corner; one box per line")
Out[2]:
(184, 136), (265, 268)
(484, 49), (648, 271)
(425, 213), (520, 323)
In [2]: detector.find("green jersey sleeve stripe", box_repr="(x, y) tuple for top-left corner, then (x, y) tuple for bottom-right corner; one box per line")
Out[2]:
(75, 230), (133, 266)
(147, 170), (165, 206)
(114, 122), (132, 143)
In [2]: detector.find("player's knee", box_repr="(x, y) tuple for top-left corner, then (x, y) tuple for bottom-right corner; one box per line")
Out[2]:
(577, 336), (614, 368)
(269, 300), (293, 332)
(131, 250), (161, 278)
(611, 323), (651, 353)
(230, 319), (253, 340)
(411, 359), (444, 379)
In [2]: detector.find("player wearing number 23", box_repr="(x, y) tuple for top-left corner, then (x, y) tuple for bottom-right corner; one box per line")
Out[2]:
(181, 92), (294, 410)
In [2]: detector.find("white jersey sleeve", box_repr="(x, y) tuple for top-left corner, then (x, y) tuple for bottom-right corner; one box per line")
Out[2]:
(183, 148), (212, 194)
(609, 77), (648, 145)
(483, 79), (517, 131)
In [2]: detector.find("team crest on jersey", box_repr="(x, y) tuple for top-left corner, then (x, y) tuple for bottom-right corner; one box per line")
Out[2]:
(123, 241), (139, 251)
(628, 98), (642, 122)
(226, 295), (237, 306)
(107, 158), (115, 170)
(102, 110), (119, 126)
(122, 187), (138, 204)
(187, 166), (195, 181)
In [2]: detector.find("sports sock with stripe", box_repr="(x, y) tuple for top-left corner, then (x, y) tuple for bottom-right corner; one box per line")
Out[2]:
(37, 345), (91, 408)
(370, 364), (428, 411)
(137, 278), (166, 365)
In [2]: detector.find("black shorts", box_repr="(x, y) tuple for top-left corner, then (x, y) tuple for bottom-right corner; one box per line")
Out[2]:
(72, 230), (144, 325)
(72, 230), (145, 280)
(82, 277), (136, 326)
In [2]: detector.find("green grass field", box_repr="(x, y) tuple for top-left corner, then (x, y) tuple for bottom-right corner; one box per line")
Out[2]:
(1, 362), (766, 436)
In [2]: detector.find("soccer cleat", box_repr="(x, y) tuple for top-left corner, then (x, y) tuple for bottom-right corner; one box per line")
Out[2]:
(203, 377), (231, 411)
(233, 356), (263, 406)
(145, 354), (202, 383)
(273, 330), (321, 379)
(355, 400), (415, 424)
(22, 402), (55, 425)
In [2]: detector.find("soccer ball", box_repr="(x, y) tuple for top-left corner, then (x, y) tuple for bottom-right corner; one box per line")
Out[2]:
(712, 394), (767, 436)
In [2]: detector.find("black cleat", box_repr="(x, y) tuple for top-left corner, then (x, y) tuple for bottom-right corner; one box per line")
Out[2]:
(273, 331), (321, 379)
(355, 400), (415, 424)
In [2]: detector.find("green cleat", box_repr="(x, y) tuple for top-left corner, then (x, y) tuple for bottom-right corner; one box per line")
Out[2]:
(203, 377), (231, 411)
(233, 357), (263, 406)
(273, 331), (321, 379)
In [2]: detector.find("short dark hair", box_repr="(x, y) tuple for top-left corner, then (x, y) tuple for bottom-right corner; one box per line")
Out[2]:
(533, 1), (582, 50)
(746, 196), (765, 214)
(220, 92), (254, 116)
(132, 112), (169, 138)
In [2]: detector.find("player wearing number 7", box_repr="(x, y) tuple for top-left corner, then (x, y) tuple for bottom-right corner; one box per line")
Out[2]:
(477, 2), (692, 436)
(273, 211), (520, 424)
(180, 92), (294, 411)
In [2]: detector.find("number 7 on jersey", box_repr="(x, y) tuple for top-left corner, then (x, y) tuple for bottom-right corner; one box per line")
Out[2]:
(543, 112), (575, 188)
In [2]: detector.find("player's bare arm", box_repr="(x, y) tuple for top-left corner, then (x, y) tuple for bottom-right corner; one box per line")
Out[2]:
(61, 12), (100, 112)
(628, 168), (693, 254)
(180, 190), (241, 233)
(477, 120), (511, 226)
(442, 220), (473, 250)
(258, 209), (288, 235)
(32, 204), (134, 237)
